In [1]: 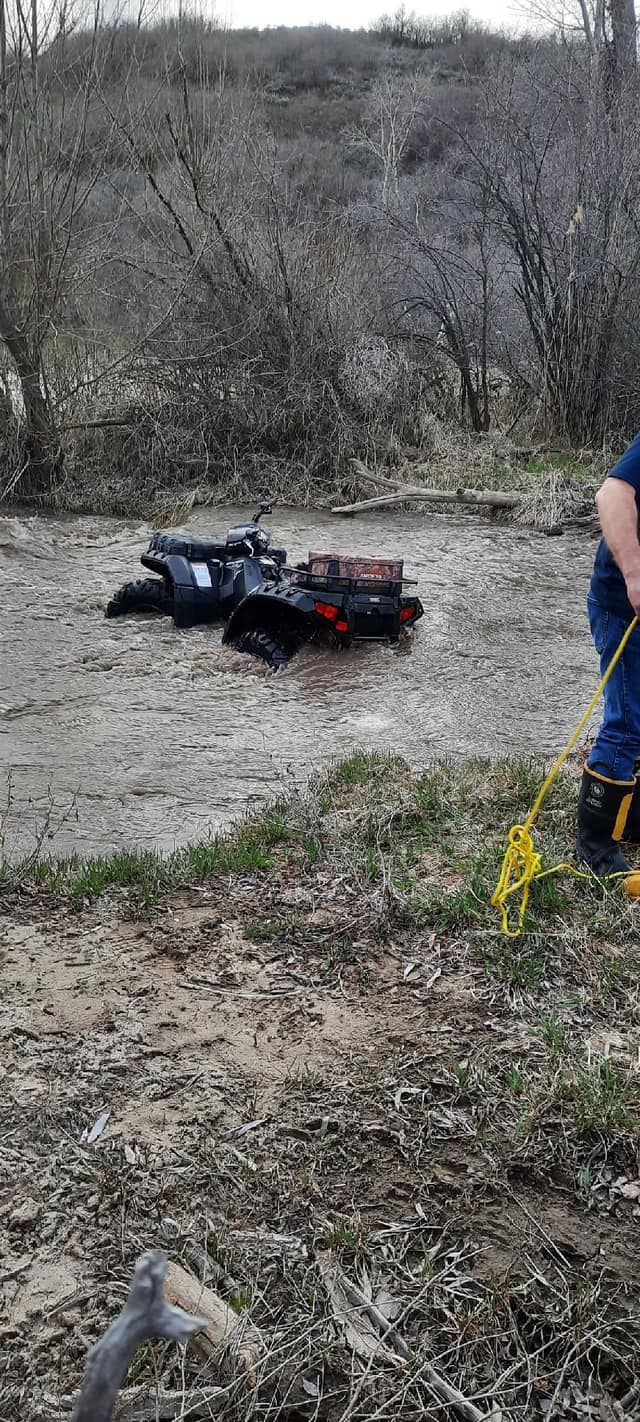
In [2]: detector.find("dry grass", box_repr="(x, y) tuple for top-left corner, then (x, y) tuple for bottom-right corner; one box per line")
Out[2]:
(3, 385), (601, 533)
(3, 754), (640, 1420)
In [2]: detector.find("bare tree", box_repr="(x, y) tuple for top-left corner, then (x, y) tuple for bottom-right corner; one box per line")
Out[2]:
(390, 171), (498, 432)
(0, 0), (116, 491)
(514, 0), (636, 101)
(351, 73), (429, 208)
(435, 43), (640, 442)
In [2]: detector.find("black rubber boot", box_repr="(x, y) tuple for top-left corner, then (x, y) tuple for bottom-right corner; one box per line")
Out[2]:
(576, 767), (635, 876)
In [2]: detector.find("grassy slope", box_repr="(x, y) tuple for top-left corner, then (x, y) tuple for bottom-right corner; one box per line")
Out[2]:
(2, 753), (640, 1419)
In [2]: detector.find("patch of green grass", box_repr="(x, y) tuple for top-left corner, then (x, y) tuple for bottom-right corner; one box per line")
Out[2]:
(298, 832), (322, 866)
(597, 955), (639, 999)
(246, 917), (280, 942)
(570, 1059), (634, 1136)
(287, 1062), (324, 1091)
(175, 841), (225, 880)
(486, 939), (547, 989)
(361, 845), (380, 882)
(402, 882), (488, 933)
(522, 454), (590, 478)
(322, 1217), (361, 1253)
(126, 1340), (156, 1386)
(327, 750), (408, 790)
(414, 765), (456, 830)
(539, 1012), (572, 1062)
(450, 1058), (472, 1092)
(505, 1064), (525, 1097)
(230, 1288), (253, 1313)
(218, 812), (288, 872)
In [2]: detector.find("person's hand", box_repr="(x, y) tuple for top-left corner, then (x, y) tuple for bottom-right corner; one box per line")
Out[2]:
(625, 570), (640, 618)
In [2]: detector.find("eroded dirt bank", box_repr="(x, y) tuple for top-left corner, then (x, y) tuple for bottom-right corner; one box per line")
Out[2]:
(2, 756), (640, 1420)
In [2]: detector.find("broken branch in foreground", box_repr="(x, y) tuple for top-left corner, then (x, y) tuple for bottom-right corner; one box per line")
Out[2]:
(71, 1251), (206, 1422)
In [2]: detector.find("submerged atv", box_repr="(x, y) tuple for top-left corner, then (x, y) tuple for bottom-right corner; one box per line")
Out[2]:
(224, 552), (423, 669)
(106, 507), (423, 668)
(106, 504), (286, 628)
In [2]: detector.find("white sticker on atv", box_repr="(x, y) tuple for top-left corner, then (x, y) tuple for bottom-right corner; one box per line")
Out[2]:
(191, 562), (212, 588)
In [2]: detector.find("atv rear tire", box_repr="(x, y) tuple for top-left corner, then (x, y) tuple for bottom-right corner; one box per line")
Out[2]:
(106, 577), (173, 619)
(234, 628), (295, 670)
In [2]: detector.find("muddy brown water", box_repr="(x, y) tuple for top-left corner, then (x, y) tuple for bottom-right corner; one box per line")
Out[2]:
(0, 505), (599, 859)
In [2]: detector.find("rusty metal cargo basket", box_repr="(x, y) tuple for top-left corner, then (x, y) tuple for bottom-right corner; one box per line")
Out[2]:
(291, 552), (405, 594)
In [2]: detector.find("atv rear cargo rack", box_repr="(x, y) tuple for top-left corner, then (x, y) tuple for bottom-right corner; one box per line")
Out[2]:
(289, 552), (415, 595)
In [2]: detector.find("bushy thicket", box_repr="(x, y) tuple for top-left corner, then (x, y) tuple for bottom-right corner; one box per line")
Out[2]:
(2, 12), (640, 502)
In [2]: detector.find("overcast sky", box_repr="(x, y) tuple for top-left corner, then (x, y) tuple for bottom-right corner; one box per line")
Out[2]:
(115, 0), (535, 40)
(200, 0), (525, 35)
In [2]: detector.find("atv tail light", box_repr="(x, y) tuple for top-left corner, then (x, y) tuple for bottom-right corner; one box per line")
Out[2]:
(315, 601), (339, 622)
(335, 620), (349, 633)
(400, 605), (417, 624)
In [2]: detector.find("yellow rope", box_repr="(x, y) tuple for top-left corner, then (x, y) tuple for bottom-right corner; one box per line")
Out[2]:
(491, 615), (639, 937)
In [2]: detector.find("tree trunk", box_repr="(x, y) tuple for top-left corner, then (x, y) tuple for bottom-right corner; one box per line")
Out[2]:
(609, 0), (637, 83)
(0, 307), (61, 491)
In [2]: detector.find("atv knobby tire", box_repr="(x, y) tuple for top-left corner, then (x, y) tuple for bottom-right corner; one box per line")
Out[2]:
(106, 577), (173, 619)
(234, 628), (296, 670)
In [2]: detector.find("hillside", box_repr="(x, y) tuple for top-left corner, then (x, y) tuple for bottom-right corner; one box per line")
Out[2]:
(1, 11), (639, 507)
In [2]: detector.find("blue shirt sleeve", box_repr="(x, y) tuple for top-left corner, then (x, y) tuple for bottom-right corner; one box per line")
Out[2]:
(608, 431), (640, 493)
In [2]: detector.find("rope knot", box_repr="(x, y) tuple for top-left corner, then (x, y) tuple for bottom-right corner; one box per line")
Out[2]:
(492, 823), (542, 936)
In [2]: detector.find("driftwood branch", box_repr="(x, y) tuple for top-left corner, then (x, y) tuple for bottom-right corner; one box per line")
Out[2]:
(349, 460), (419, 490)
(332, 488), (519, 514)
(71, 1251), (206, 1422)
(318, 1251), (494, 1422)
(333, 459), (520, 515)
(163, 1259), (262, 1380)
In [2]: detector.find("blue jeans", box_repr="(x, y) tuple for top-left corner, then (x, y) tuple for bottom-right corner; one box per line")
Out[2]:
(587, 596), (640, 781)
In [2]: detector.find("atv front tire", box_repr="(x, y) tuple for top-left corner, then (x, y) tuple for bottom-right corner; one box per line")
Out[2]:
(233, 628), (296, 670)
(106, 577), (173, 619)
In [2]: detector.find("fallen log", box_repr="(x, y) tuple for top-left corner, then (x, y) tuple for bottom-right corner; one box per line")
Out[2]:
(349, 459), (417, 491)
(332, 487), (520, 515)
(333, 492), (411, 513)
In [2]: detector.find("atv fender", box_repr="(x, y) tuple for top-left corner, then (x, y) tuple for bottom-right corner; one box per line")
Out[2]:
(141, 551), (223, 628)
(222, 590), (312, 646)
(141, 550), (199, 586)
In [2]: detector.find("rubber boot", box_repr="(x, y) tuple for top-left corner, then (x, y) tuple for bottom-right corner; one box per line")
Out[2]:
(577, 767), (635, 877)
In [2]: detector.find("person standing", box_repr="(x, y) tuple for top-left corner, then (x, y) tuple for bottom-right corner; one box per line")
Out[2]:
(578, 433), (640, 875)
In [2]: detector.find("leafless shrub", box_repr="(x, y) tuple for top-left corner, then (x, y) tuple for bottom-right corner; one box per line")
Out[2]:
(3, 13), (640, 508)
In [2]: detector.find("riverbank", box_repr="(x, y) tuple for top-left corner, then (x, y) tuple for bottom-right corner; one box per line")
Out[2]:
(2, 424), (600, 533)
(3, 754), (640, 1420)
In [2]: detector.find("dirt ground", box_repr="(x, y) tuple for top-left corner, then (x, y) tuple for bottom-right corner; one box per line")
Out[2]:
(2, 755), (640, 1421)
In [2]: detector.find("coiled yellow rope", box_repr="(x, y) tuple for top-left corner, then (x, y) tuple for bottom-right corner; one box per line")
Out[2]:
(492, 615), (639, 937)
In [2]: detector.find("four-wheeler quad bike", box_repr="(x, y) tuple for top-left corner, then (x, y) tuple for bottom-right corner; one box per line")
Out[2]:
(223, 551), (423, 669)
(106, 508), (423, 669)
(106, 503), (286, 629)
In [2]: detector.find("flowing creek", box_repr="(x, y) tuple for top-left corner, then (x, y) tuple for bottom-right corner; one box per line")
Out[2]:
(0, 505), (599, 858)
